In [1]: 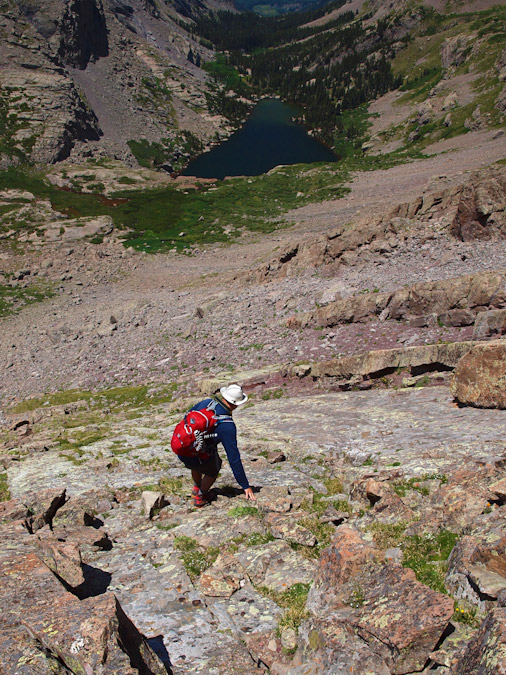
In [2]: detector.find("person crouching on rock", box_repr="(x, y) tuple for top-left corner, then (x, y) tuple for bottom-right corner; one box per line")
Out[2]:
(177, 384), (256, 508)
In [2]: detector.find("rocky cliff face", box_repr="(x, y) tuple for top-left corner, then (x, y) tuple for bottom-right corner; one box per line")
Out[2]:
(57, 0), (109, 69)
(0, 0), (225, 165)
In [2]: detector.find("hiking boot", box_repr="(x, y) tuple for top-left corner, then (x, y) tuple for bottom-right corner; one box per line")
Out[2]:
(191, 485), (200, 497)
(193, 491), (211, 508)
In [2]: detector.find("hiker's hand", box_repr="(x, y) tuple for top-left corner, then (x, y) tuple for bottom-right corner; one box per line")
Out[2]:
(244, 487), (256, 500)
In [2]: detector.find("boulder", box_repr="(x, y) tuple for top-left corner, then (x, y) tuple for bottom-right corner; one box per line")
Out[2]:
(256, 485), (292, 512)
(24, 488), (67, 532)
(354, 564), (454, 673)
(52, 491), (107, 528)
(442, 92), (458, 110)
(199, 552), (244, 597)
(446, 534), (506, 608)
(141, 490), (169, 519)
(36, 530), (85, 588)
(0, 552), (166, 674)
(425, 469), (496, 533)
(306, 526), (381, 613)
(450, 340), (506, 409)
(265, 512), (317, 547)
(302, 562), (454, 674)
(438, 308), (476, 327)
(450, 165), (506, 240)
(489, 477), (506, 501)
(450, 608), (506, 674)
(297, 616), (391, 674)
(473, 309), (506, 340)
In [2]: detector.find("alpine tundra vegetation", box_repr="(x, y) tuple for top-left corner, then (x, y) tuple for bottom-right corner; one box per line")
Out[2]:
(0, 0), (506, 672)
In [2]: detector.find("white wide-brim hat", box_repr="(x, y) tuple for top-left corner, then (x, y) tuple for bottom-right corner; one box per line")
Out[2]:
(220, 384), (248, 406)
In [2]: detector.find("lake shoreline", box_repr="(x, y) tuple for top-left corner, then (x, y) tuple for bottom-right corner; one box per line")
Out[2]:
(180, 98), (339, 181)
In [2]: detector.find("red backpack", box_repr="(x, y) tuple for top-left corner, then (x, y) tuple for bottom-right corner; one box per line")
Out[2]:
(171, 408), (217, 457)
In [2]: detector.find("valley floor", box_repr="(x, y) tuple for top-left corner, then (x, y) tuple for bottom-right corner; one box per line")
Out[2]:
(0, 127), (505, 406)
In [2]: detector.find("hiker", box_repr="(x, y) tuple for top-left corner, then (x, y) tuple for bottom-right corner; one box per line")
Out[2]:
(175, 384), (256, 507)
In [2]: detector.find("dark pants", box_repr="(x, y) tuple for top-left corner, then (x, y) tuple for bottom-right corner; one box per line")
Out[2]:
(177, 447), (222, 477)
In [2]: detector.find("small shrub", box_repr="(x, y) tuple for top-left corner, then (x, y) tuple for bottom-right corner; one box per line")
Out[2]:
(228, 505), (260, 518)
(453, 603), (480, 627)
(258, 582), (311, 632)
(347, 583), (365, 608)
(368, 521), (407, 549)
(158, 476), (187, 496)
(323, 476), (344, 495)
(174, 535), (219, 579)
(155, 522), (178, 531)
(245, 532), (275, 547)
(299, 516), (334, 553)
(402, 530), (458, 594)
(261, 388), (284, 400)
(0, 473), (10, 501)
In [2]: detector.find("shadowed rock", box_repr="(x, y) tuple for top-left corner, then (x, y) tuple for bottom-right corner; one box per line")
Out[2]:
(450, 608), (506, 674)
(36, 529), (85, 588)
(450, 165), (506, 241)
(57, 0), (109, 69)
(446, 529), (506, 609)
(0, 552), (167, 674)
(23, 488), (67, 532)
(301, 340), (476, 388)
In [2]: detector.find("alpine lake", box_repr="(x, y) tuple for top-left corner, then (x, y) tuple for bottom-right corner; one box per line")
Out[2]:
(181, 98), (338, 180)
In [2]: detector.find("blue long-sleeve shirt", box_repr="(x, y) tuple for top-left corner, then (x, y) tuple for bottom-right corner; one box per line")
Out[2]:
(190, 397), (249, 490)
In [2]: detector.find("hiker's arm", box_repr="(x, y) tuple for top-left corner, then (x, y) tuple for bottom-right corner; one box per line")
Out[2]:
(217, 422), (250, 491)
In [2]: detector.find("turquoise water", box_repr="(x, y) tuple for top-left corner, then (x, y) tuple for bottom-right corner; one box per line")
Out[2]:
(181, 98), (338, 179)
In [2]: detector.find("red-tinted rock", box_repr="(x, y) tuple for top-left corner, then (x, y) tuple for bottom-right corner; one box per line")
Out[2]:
(450, 608), (506, 674)
(450, 340), (506, 409)
(23, 488), (67, 532)
(450, 165), (506, 241)
(0, 552), (165, 674)
(199, 552), (244, 597)
(354, 564), (454, 673)
(307, 526), (381, 612)
(447, 534), (506, 608)
(0, 498), (30, 522)
(36, 530), (84, 588)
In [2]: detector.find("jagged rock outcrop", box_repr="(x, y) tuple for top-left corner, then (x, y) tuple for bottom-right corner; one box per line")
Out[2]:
(450, 165), (506, 241)
(298, 526), (454, 674)
(57, 0), (109, 69)
(287, 269), (506, 329)
(0, 552), (166, 674)
(0, 0), (223, 165)
(291, 340), (477, 389)
(0, 486), (166, 675)
(441, 35), (472, 70)
(450, 339), (506, 409)
(446, 525), (506, 610)
(450, 608), (506, 674)
(252, 166), (506, 282)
